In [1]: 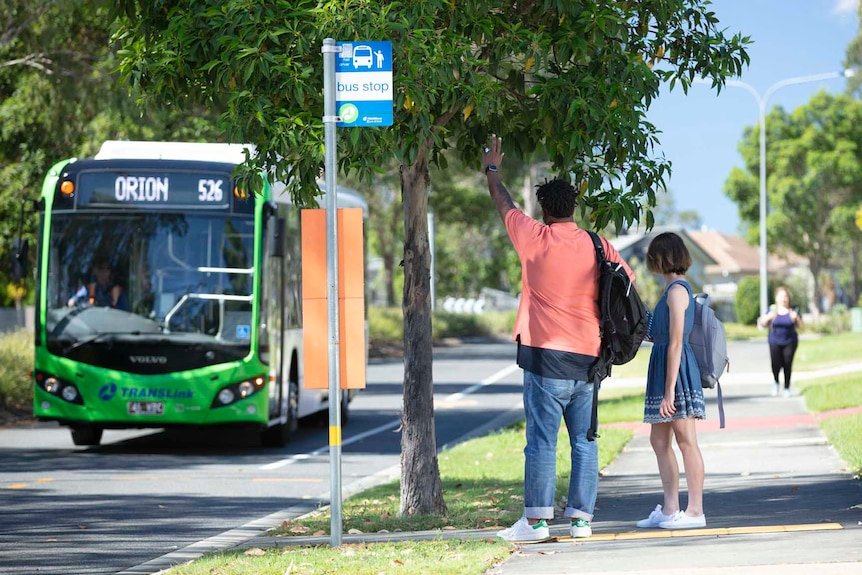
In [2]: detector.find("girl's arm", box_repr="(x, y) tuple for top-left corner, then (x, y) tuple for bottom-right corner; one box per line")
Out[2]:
(660, 283), (689, 418)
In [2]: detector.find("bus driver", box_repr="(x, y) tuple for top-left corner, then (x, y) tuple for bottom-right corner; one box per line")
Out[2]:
(67, 256), (130, 311)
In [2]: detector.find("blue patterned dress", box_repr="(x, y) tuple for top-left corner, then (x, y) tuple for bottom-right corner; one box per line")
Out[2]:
(644, 279), (706, 423)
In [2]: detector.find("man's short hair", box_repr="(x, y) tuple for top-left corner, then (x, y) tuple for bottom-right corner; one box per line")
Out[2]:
(646, 232), (692, 275)
(536, 178), (577, 219)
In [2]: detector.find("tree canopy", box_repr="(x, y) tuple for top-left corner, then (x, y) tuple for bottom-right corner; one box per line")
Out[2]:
(114, 0), (749, 229)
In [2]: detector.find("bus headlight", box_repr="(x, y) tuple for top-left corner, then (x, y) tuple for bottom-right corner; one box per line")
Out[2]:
(44, 377), (61, 394)
(211, 375), (266, 408)
(237, 381), (255, 398)
(61, 385), (80, 402)
(217, 388), (235, 405)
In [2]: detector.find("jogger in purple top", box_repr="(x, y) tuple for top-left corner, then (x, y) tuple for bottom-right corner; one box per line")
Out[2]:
(757, 286), (804, 398)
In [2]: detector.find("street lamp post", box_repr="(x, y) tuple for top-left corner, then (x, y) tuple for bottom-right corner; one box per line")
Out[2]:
(696, 69), (855, 316)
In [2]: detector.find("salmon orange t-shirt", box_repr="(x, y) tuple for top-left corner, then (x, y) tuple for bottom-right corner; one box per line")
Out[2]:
(504, 209), (635, 358)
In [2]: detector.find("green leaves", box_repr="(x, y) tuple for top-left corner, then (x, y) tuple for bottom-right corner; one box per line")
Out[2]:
(111, 0), (750, 228)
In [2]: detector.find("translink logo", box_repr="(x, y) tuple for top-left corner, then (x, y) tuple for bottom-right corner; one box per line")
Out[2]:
(99, 383), (117, 401)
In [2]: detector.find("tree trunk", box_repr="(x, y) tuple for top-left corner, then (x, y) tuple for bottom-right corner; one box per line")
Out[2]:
(398, 147), (446, 517)
(810, 259), (823, 316)
(383, 253), (396, 307)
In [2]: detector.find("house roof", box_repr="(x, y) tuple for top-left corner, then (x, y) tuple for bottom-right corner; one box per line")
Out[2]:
(615, 227), (808, 277)
(687, 230), (759, 275)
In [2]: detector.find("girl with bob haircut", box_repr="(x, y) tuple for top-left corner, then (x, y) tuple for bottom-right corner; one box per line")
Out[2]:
(636, 232), (707, 530)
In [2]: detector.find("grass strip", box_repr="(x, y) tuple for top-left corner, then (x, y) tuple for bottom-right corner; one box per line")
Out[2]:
(274, 424), (632, 536)
(163, 539), (512, 575)
(799, 371), (862, 479)
(799, 372), (862, 412)
(820, 414), (862, 479)
(794, 332), (862, 371)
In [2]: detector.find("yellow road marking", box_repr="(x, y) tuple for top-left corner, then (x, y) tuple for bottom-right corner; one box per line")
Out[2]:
(556, 523), (843, 543)
(6, 484), (28, 489)
(110, 477), (193, 481)
(35, 478), (53, 483)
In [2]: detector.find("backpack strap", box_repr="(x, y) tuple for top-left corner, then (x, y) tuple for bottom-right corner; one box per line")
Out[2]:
(587, 230), (605, 264)
(695, 292), (726, 429)
(666, 279), (692, 296)
(587, 369), (601, 442)
(586, 230), (604, 442)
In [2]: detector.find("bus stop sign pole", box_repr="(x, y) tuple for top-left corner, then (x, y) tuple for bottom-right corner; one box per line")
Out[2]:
(321, 37), (343, 548)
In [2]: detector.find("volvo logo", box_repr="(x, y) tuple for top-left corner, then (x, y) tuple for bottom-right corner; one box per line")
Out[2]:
(129, 355), (168, 364)
(99, 383), (117, 401)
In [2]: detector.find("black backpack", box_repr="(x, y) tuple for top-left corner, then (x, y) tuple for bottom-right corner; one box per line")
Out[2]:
(586, 231), (648, 440)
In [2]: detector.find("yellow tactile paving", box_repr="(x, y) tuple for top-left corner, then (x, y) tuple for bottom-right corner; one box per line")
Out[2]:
(555, 523), (843, 543)
(783, 523), (843, 532)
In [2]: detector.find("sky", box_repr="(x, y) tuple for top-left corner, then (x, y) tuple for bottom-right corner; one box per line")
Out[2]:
(646, 0), (859, 234)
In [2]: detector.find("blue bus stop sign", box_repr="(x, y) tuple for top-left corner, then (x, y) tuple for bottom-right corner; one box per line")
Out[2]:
(335, 41), (393, 127)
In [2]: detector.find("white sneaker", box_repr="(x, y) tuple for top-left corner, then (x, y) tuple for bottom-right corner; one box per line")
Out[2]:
(658, 510), (706, 529)
(771, 382), (779, 397)
(782, 388), (792, 398)
(496, 517), (550, 542)
(636, 504), (675, 528)
(570, 518), (592, 538)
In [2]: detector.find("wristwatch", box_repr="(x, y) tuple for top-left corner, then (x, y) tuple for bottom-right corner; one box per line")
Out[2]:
(484, 164), (497, 174)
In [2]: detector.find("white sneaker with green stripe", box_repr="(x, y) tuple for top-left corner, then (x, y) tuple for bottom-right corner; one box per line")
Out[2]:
(571, 518), (592, 538)
(496, 517), (550, 542)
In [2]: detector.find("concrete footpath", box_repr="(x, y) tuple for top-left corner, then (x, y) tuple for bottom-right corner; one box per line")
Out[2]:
(126, 364), (862, 575)
(491, 367), (862, 575)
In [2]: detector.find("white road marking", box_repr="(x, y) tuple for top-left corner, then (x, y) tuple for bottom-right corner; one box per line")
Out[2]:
(259, 363), (520, 470)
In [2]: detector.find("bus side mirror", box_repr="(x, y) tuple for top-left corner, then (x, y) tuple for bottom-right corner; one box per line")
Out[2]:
(11, 238), (28, 280)
(268, 217), (285, 258)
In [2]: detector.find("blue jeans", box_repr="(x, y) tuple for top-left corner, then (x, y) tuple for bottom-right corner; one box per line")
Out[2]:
(523, 370), (598, 521)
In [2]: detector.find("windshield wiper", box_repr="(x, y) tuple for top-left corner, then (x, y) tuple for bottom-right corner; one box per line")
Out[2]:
(61, 330), (143, 355)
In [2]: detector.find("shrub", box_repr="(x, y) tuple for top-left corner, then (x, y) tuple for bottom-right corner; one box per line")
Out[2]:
(735, 276), (786, 326)
(812, 304), (850, 334)
(0, 329), (34, 410)
(734, 276), (761, 326)
(367, 306), (404, 349)
(368, 306), (515, 353)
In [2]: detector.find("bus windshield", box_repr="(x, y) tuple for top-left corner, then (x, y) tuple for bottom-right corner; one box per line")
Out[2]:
(45, 211), (255, 353)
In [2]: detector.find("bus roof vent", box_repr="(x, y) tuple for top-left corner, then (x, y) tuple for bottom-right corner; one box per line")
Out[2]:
(95, 141), (255, 165)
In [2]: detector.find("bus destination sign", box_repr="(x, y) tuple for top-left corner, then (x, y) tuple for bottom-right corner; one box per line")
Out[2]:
(74, 171), (233, 210)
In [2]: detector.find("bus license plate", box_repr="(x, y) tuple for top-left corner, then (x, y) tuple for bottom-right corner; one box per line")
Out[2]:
(128, 401), (164, 416)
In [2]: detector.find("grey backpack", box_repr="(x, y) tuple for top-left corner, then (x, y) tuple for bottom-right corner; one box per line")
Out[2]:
(690, 293), (728, 428)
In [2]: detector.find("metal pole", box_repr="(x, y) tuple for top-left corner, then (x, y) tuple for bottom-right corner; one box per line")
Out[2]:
(694, 70), (854, 316)
(758, 100), (768, 317)
(321, 37), (342, 548)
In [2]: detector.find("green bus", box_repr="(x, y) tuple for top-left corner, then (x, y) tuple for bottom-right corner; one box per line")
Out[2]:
(27, 141), (366, 447)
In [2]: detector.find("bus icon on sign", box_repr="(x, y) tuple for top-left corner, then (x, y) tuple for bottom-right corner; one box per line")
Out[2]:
(352, 45), (373, 69)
